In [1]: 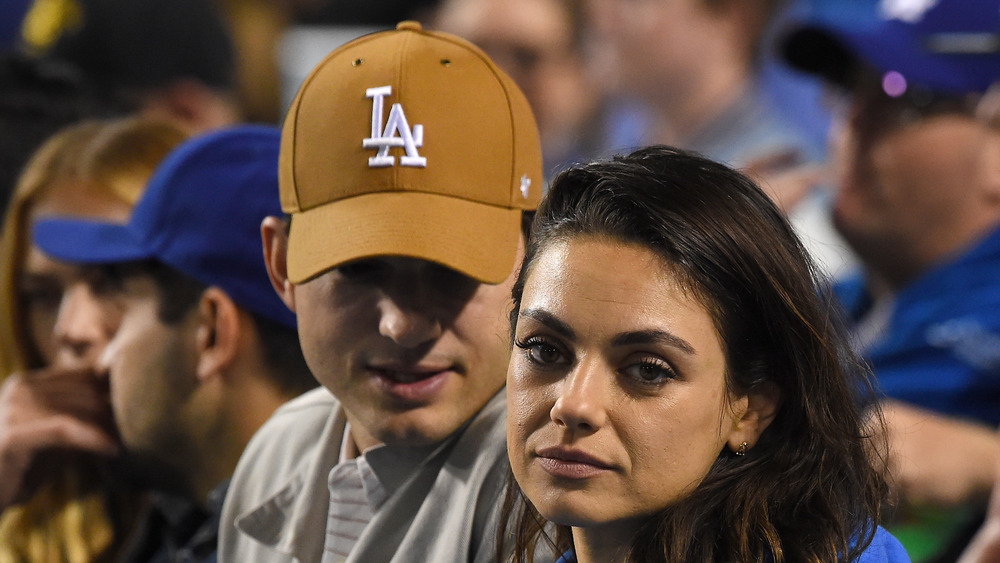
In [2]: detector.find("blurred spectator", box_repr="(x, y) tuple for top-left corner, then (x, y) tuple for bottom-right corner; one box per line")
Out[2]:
(32, 125), (316, 563)
(221, 0), (439, 123)
(0, 52), (123, 218)
(0, 118), (186, 561)
(22, 0), (241, 133)
(586, 0), (855, 277)
(0, 0), (31, 50)
(432, 0), (605, 177)
(960, 433), (1000, 562)
(783, 0), (1000, 559)
(587, 0), (816, 164)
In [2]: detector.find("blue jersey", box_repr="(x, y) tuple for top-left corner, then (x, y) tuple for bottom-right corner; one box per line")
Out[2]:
(835, 226), (1000, 425)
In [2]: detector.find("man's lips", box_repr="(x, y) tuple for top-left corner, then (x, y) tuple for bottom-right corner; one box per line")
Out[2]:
(535, 446), (615, 479)
(365, 363), (457, 403)
(367, 364), (454, 383)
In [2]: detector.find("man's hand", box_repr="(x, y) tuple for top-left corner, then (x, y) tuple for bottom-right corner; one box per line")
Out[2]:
(0, 367), (119, 510)
(879, 400), (997, 507)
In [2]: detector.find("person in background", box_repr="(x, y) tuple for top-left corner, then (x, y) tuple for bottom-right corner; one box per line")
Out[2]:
(32, 126), (317, 562)
(960, 458), (1000, 562)
(501, 145), (908, 562)
(19, 0), (241, 134)
(781, 0), (1000, 559)
(432, 0), (605, 177)
(0, 117), (186, 562)
(219, 21), (543, 562)
(0, 52), (124, 221)
(585, 0), (854, 278)
(220, 0), (440, 123)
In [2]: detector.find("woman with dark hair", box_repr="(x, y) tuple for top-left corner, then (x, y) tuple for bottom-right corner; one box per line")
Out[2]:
(502, 146), (910, 562)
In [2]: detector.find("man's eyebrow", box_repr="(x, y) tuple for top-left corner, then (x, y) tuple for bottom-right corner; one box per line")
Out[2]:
(611, 330), (695, 355)
(518, 308), (576, 341)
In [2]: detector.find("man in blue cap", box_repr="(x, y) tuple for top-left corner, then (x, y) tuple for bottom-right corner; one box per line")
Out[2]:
(31, 126), (316, 561)
(782, 0), (1000, 559)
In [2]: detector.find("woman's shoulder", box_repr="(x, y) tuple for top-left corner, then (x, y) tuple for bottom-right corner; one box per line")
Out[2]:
(552, 526), (910, 563)
(857, 526), (911, 563)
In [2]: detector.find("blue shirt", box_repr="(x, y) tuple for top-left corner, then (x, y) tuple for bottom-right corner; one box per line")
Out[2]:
(835, 226), (1000, 425)
(554, 525), (910, 562)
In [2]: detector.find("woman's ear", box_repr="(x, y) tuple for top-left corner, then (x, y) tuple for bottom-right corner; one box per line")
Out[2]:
(195, 288), (242, 381)
(727, 382), (782, 454)
(261, 216), (296, 313)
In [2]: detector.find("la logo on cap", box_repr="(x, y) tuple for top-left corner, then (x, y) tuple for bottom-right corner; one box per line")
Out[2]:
(363, 86), (426, 168)
(880, 0), (940, 23)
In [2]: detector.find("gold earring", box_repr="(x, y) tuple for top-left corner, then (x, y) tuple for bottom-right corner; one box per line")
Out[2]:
(735, 442), (748, 456)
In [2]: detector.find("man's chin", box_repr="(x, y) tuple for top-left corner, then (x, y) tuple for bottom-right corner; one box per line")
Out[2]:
(370, 414), (463, 449)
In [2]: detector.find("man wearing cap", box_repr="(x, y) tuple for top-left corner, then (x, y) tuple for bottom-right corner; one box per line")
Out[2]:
(32, 126), (316, 562)
(782, 0), (1000, 558)
(218, 22), (544, 562)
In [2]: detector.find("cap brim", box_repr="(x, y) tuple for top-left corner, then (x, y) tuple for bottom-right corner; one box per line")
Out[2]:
(782, 25), (861, 89)
(34, 219), (153, 264)
(783, 20), (982, 94)
(286, 191), (522, 285)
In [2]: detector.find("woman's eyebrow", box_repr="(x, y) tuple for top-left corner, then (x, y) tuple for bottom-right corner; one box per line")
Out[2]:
(518, 308), (576, 342)
(611, 330), (695, 355)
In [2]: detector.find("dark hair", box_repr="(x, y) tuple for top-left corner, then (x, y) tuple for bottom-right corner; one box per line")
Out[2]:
(0, 53), (125, 217)
(100, 260), (316, 397)
(44, 0), (236, 94)
(501, 146), (888, 562)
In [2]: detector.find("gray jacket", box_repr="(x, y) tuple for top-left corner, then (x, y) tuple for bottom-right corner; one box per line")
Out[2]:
(218, 387), (509, 562)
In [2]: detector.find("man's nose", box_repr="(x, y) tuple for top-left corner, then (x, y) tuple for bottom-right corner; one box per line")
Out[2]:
(377, 294), (443, 348)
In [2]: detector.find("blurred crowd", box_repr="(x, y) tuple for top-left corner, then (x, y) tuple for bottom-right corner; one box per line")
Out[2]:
(1, 0), (999, 562)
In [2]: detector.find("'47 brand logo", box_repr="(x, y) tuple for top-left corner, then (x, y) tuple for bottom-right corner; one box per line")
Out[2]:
(363, 86), (426, 168)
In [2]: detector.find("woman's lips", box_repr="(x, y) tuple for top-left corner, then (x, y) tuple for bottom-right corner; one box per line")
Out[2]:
(535, 446), (615, 479)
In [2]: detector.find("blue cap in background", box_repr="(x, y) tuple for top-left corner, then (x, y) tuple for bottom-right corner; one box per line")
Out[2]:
(34, 125), (296, 329)
(782, 0), (1000, 94)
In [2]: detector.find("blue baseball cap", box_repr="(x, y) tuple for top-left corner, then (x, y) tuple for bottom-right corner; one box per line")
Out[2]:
(34, 125), (296, 329)
(782, 0), (1000, 94)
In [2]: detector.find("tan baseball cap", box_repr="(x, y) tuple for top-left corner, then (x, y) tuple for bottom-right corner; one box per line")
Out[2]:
(279, 20), (543, 284)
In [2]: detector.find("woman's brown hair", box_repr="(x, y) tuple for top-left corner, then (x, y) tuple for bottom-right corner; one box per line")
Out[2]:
(501, 145), (889, 562)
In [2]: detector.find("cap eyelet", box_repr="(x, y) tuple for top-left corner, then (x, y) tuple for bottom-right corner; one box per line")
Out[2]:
(440, 59), (451, 66)
(352, 58), (364, 67)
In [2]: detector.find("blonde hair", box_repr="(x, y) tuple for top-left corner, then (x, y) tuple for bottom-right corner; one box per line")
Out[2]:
(0, 117), (186, 562)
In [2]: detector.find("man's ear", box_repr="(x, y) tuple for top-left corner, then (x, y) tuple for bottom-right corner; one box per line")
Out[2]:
(726, 382), (782, 454)
(261, 216), (296, 313)
(195, 288), (242, 382)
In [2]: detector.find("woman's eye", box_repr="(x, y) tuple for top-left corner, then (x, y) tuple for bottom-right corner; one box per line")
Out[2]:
(623, 359), (676, 385)
(515, 338), (565, 365)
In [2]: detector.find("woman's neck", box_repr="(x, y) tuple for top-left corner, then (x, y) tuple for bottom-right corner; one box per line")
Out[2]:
(571, 524), (632, 563)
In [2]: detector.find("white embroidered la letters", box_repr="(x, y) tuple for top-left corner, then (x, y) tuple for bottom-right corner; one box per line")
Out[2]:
(519, 174), (531, 199)
(363, 86), (426, 168)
